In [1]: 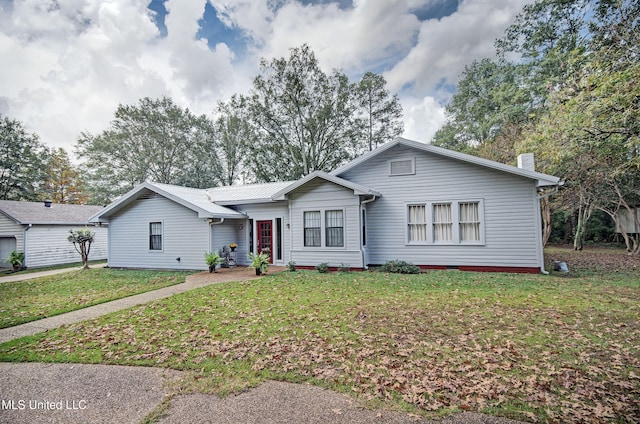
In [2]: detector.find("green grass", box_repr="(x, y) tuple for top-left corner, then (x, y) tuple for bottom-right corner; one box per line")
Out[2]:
(0, 268), (189, 328)
(1, 269), (638, 422)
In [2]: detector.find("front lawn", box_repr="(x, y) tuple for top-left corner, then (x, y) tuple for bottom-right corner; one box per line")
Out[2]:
(1, 260), (638, 422)
(0, 268), (189, 328)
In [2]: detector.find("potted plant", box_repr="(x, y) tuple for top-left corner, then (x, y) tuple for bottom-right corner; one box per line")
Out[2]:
(8, 250), (24, 271)
(204, 251), (223, 273)
(248, 251), (270, 275)
(229, 243), (238, 252)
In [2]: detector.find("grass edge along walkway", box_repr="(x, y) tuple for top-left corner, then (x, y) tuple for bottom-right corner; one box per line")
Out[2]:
(0, 267), (274, 344)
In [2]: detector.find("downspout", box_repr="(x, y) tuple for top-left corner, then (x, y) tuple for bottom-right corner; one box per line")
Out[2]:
(360, 195), (377, 270)
(23, 224), (32, 268)
(208, 218), (225, 255)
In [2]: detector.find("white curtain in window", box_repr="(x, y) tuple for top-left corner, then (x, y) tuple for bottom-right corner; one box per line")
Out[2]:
(433, 203), (452, 241)
(459, 202), (480, 241)
(408, 205), (427, 242)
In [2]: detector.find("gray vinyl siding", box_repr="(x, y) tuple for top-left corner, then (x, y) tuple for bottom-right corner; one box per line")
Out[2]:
(340, 144), (541, 269)
(0, 212), (108, 268)
(210, 220), (246, 264)
(0, 213), (23, 253)
(0, 213), (21, 267)
(288, 179), (363, 268)
(24, 225), (108, 268)
(234, 202), (289, 265)
(108, 194), (210, 270)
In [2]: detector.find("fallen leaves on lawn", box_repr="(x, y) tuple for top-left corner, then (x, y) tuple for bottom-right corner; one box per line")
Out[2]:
(4, 272), (639, 423)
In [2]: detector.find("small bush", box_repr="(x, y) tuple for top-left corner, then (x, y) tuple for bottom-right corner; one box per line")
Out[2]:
(287, 261), (297, 272)
(377, 260), (421, 274)
(315, 262), (330, 273)
(338, 263), (351, 273)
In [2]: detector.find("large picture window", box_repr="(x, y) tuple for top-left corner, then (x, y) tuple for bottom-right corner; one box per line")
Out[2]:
(304, 211), (321, 247)
(149, 222), (162, 251)
(325, 210), (344, 247)
(407, 200), (484, 245)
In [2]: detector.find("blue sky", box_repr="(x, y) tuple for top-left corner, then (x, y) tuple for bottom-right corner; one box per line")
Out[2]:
(0, 0), (530, 152)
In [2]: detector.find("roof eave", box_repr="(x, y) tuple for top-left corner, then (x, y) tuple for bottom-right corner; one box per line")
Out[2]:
(272, 171), (380, 200)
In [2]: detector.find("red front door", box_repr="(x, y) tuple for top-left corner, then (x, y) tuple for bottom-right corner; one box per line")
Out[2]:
(257, 220), (273, 263)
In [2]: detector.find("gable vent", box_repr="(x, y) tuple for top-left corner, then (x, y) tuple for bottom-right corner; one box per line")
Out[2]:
(389, 158), (415, 176)
(138, 192), (160, 201)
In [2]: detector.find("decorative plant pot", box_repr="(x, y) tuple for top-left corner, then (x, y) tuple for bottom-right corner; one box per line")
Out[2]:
(209, 264), (216, 273)
(255, 268), (261, 276)
(230, 247), (236, 252)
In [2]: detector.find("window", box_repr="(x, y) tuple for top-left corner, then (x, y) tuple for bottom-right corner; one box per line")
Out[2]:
(390, 158), (415, 176)
(325, 210), (344, 247)
(304, 211), (321, 247)
(362, 209), (367, 246)
(433, 203), (453, 242)
(149, 222), (162, 251)
(276, 218), (283, 260)
(459, 202), (481, 242)
(408, 205), (427, 242)
(406, 200), (484, 245)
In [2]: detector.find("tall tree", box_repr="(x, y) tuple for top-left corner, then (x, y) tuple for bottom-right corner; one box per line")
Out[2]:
(354, 72), (403, 151)
(433, 59), (531, 153)
(244, 44), (363, 182)
(76, 97), (222, 203)
(0, 115), (49, 201)
(42, 148), (88, 204)
(518, 0), (640, 253)
(214, 96), (254, 186)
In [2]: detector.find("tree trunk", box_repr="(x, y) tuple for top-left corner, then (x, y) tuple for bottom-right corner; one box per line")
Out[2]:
(540, 197), (552, 247)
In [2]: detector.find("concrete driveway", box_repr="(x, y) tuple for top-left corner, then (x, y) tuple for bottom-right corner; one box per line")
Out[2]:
(0, 363), (524, 424)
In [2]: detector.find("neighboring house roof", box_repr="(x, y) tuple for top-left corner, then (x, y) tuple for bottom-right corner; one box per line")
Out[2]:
(331, 137), (561, 187)
(208, 181), (294, 205)
(0, 200), (105, 225)
(271, 171), (381, 200)
(89, 182), (245, 223)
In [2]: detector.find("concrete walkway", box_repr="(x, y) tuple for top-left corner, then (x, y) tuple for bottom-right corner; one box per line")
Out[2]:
(0, 266), (86, 283)
(0, 266), (283, 344)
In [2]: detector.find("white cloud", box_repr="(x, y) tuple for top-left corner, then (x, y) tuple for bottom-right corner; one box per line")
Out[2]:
(265, 0), (420, 73)
(0, 0), (531, 154)
(400, 95), (446, 143)
(385, 0), (529, 96)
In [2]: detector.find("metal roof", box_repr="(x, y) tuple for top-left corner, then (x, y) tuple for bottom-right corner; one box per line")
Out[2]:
(89, 182), (245, 223)
(207, 181), (294, 205)
(0, 200), (106, 225)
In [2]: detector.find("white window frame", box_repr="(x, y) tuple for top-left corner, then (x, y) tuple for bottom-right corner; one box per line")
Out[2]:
(149, 221), (164, 252)
(325, 210), (344, 247)
(389, 158), (415, 176)
(301, 208), (347, 249)
(303, 211), (321, 247)
(405, 200), (485, 246)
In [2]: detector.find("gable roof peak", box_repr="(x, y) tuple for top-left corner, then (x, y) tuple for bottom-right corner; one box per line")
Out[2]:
(331, 137), (560, 187)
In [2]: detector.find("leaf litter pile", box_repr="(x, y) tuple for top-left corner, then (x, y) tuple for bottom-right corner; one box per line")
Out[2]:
(2, 269), (639, 423)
